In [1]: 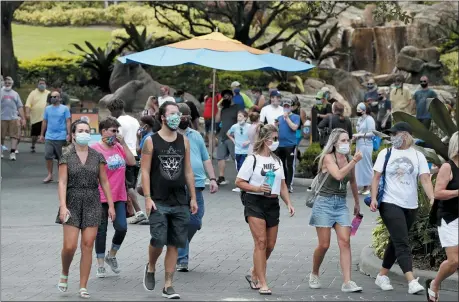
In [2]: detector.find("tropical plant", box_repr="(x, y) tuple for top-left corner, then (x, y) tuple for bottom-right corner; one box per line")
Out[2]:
(266, 43), (305, 93)
(68, 41), (129, 92)
(298, 22), (346, 65)
(392, 98), (459, 165)
(115, 22), (175, 52)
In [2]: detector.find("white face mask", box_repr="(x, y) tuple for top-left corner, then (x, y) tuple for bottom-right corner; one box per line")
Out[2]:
(336, 143), (350, 154)
(268, 141), (279, 151)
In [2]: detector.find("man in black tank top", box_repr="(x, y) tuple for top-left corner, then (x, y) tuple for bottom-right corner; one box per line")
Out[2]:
(140, 101), (198, 299)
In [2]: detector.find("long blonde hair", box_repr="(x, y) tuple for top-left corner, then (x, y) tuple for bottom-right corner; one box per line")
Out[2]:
(449, 131), (458, 160)
(144, 96), (157, 110)
(253, 124), (279, 160)
(316, 128), (349, 170)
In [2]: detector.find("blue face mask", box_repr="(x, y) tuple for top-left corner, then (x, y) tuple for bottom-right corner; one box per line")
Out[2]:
(283, 108), (291, 113)
(234, 88), (240, 94)
(166, 113), (181, 130)
(75, 132), (91, 146)
(38, 84), (46, 91)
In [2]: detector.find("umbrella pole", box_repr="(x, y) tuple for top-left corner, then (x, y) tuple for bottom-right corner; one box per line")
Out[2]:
(210, 68), (217, 161)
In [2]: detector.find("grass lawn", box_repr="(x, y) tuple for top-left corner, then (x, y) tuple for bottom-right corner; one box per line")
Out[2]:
(13, 24), (113, 60)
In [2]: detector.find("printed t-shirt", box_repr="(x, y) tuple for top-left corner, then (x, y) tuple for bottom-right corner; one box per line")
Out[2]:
(92, 142), (127, 203)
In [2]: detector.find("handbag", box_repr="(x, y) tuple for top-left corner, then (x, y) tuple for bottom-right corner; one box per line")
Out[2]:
(305, 171), (330, 208)
(372, 136), (382, 151)
(364, 148), (392, 207)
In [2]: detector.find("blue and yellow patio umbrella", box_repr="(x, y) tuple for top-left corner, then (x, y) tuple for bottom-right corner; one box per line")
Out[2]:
(118, 31), (314, 156)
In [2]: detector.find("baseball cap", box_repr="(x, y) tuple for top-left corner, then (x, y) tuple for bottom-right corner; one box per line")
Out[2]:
(230, 81), (241, 88)
(281, 98), (292, 106)
(384, 122), (413, 135)
(177, 103), (191, 115)
(356, 102), (366, 112)
(270, 90), (281, 97)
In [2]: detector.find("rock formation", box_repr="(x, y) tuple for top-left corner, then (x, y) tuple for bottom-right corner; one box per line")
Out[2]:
(395, 46), (445, 84)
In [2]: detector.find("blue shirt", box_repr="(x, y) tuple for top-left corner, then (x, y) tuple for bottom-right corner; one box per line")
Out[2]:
(413, 88), (437, 119)
(278, 113), (300, 147)
(43, 104), (70, 140)
(228, 123), (251, 154)
(364, 89), (378, 102)
(185, 128), (209, 188)
(139, 132), (153, 158)
(232, 93), (245, 110)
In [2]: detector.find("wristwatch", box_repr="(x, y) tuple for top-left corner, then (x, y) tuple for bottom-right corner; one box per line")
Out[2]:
(209, 178), (217, 182)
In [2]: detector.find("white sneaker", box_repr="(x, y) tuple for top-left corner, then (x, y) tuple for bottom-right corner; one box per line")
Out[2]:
(128, 211), (147, 224)
(341, 280), (363, 292)
(232, 187), (241, 192)
(361, 190), (370, 195)
(9, 153), (16, 161)
(96, 267), (106, 278)
(309, 273), (321, 289)
(375, 274), (394, 291)
(15, 149), (19, 154)
(408, 278), (424, 294)
(1, 153), (3, 159)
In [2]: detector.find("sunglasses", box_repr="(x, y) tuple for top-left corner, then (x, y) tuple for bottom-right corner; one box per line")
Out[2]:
(315, 98), (321, 101)
(50, 96), (59, 99)
(420, 81), (427, 84)
(378, 94), (382, 96)
(108, 128), (119, 133)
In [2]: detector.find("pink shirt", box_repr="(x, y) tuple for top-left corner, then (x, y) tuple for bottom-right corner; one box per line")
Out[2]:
(91, 142), (127, 203)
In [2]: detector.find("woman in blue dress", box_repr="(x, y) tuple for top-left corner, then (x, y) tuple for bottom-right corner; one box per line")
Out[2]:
(353, 102), (376, 195)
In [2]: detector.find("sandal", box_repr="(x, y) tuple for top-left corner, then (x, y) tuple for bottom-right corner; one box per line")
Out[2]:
(245, 275), (260, 290)
(79, 288), (90, 299)
(57, 274), (68, 292)
(259, 288), (272, 295)
(425, 279), (439, 302)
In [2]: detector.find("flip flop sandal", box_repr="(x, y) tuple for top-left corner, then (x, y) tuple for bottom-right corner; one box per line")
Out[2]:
(43, 178), (53, 184)
(79, 288), (90, 299)
(245, 275), (260, 290)
(425, 279), (439, 302)
(259, 288), (272, 295)
(57, 274), (68, 292)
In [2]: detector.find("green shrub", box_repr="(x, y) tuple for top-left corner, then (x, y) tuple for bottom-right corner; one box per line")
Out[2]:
(440, 52), (459, 87)
(18, 54), (88, 86)
(372, 181), (446, 270)
(65, 85), (105, 103)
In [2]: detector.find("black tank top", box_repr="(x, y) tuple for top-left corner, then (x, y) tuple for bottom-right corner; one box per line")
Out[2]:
(436, 160), (459, 225)
(150, 132), (188, 206)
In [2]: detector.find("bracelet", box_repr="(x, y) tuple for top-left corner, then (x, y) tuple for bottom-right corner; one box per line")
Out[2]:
(144, 194), (151, 198)
(209, 178), (217, 182)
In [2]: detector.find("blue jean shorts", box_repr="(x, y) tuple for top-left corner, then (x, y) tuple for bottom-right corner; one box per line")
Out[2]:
(309, 195), (351, 227)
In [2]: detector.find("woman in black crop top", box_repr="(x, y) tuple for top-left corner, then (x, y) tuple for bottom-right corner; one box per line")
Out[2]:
(427, 131), (459, 301)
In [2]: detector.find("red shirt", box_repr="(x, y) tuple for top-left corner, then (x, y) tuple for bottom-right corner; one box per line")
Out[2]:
(203, 93), (222, 120)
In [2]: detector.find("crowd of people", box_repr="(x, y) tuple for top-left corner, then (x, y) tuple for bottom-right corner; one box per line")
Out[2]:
(1, 75), (457, 300)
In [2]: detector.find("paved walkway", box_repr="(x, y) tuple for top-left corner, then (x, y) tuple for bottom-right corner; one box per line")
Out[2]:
(1, 143), (457, 301)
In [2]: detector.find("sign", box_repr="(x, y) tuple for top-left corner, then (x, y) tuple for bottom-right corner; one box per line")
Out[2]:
(71, 108), (99, 134)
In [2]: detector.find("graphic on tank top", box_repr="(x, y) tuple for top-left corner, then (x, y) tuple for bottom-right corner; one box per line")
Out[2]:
(158, 145), (184, 180)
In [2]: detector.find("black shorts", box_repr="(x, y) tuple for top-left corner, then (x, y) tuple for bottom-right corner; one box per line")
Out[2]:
(244, 194), (280, 228)
(31, 121), (42, 137)
(148, 204), (190, 248)
(125, 159), (140, 189)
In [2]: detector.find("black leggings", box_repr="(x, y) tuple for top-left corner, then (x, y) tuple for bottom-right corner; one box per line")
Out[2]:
(276, 146), (295, 187)
(379, 202), (418, 273)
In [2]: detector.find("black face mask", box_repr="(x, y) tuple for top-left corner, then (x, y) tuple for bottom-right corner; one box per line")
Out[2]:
(178, 119), (189, 130)
(378, 96), (384, 101)
(420, 83), (428, 88)
(222, 99), (231, 108)
(356, 112), (363, 117)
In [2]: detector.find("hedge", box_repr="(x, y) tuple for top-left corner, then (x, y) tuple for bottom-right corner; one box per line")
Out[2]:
(18, 54), (88, 86)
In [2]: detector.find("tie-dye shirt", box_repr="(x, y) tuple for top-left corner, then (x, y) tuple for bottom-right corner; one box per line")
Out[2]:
(92, 142), (127, 203)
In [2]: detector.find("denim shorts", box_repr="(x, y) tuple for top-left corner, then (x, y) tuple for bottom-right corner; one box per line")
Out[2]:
(149, 204), (190, 248)
(309, 195), (351, 228)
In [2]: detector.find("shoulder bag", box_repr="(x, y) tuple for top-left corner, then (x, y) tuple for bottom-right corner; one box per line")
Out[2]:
(364, 148), (392, 207)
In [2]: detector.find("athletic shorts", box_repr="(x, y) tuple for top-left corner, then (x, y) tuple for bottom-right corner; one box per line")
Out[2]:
(45, 140), (66, 160)
(31, 121), (43, 137)
(244, 193), (280, 228)
(216, 139), (235, 160)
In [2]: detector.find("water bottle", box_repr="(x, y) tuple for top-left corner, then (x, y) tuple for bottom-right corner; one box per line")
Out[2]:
(303, 120), (311, 138)
(350, 213), (363, 236)
(263, 170), (275, 196)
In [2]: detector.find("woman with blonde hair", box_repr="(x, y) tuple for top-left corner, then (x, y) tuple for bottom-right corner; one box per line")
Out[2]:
(308, 128), (363, 292)
(427, 131), (459, 301)
(142, 96), (159, 117)
(370, 122), (434, 294)
(235, 124), (295, 295)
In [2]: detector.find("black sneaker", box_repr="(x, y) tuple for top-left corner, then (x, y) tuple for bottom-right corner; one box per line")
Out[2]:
(162, 287), (180, 299)
(143, 264), (155, 291)
(217, 176), (228, 186)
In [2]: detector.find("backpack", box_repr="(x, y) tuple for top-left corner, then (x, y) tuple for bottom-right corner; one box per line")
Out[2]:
(318, 115), (333, 147)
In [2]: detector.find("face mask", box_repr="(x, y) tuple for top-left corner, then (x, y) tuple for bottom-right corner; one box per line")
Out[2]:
(50, 97), (59, 104)
(316, 99), (322, 105)
(104, 135), (117, 146)
(268, 141), (279, 151)
(234, 88), (240, 93)
(356, 112), (363, 117)
(420, 83), (428, 88)
(222, 99), (231, 108)
(166, 113), (180, 130)
(3, 86), (11, 91)
(367, 84), (374, 90)
(38, 84), (46, 91)
(283, 108), (291, 113)
(75, 132), (91, 146)
(337, 143), (350, 154)
(378, 96), (384, 101)
(178, 119), (189, 130)
(238, 119), (246, 125)
(394, 84), (401, 89)
(391, 134), (404, 149)
(175, 97), (183, 103)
